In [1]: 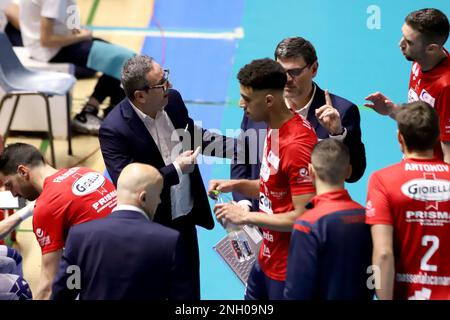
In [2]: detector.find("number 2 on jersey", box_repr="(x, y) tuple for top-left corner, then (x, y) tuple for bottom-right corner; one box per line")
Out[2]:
(420, 235), (439, 272)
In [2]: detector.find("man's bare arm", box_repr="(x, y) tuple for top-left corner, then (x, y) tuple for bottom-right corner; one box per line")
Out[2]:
(35, 249), (63, 300)
(208, 179), (260, 199)
(371, 224), (395, 300)
(215, 193), (314, 232)
(441, 141), (450, 164)
(0, 202), (34, 239)
(40, 17), (92, 48)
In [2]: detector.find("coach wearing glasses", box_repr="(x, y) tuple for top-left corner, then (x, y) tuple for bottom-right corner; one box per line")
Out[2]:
(231, 37), (366, 211)
(99, 54), (234, 299)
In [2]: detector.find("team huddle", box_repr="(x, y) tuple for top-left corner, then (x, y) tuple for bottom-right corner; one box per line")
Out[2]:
(0, 7), (449, 300)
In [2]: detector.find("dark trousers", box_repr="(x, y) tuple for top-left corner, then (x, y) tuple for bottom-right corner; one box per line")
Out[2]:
(169, 215), (201, 300)
(5, 23), (23, 47)
(50, 39), (125, 106)
(244, 261), (285, 300)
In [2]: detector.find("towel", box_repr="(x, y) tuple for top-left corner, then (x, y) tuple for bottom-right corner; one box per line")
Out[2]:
(87, 40), (136, 80)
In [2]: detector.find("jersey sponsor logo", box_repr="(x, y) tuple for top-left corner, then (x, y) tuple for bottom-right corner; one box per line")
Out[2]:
(405, 211), (450, 226)
(262, 244), (271, 258)
(72, 172), (106, 196)
(35, 228), (51, 247)
(420, 89), (436, 107)
(259, 192), (273, 214)
(397, 273), (450, 286)
(36, 228), (44, 238)
(405, 163), (449, 172)
(408, 88), (419, 103)
(297, 167), (312, 183)
(401, 179), (450, 202)
(269, 190), (287, 199)
(366, 200), (376, 217)
(263, 231), (274, 243)
(92, 190), (117, 212)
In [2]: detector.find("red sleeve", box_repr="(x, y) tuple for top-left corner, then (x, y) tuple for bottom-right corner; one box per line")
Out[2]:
(365, 172), (393, 225)
(281, 142), (315, 196)
(33, 200), (68, 254)
(437, 86), (450, 142)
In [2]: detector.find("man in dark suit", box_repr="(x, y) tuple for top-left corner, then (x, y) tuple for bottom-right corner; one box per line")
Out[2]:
(231, 37), (366, 211)
(99, 55), (234, 299)
(51, 163), (193, 300)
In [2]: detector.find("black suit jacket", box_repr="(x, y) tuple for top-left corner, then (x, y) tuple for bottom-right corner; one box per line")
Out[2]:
(99, 89), (233, 230)
(231, 83), (366, 209)
(51, 210), (193, 300)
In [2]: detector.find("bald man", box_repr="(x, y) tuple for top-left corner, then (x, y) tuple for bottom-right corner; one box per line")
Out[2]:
(51, 163), (193, 300)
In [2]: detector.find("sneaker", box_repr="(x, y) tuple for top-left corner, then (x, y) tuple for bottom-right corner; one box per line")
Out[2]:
(82, 103), (99, 116)
(72, 112), (102, 135)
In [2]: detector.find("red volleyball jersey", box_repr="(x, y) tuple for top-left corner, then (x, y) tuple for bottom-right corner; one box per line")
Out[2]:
(33, 167), (117, 254)
(408, 50), (450, 158)
(258, 114), (317, 281)
(366, 158), (450, 299)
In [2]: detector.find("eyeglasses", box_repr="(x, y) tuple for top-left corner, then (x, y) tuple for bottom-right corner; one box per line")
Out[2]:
(139, 69), (170, 93)
(285, 65), (310, 78)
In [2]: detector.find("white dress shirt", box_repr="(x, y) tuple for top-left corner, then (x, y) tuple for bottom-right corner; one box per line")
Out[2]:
(130, 102), (193, 220)
(112, 204), (149, 221)
(293, 83), (317, 119)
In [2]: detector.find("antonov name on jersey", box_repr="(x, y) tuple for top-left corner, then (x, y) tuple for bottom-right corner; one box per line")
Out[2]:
(405, 163), (449, 173)
(72, 172), (106, 196)
(401, 179), (450, 202)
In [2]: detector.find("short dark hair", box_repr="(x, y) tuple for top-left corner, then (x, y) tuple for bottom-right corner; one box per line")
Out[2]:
(0, 143), (45, 175)
(237, 58), (287, 90)
(393, 101), (439, 152)
(274, 37), (318, 66)
(405, 8), (449, 45)
(311, 139), (350, 185)
(121, 55), (154, 100)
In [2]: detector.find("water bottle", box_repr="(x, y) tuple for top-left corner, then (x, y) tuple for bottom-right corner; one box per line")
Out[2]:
(211, 190), (240, 233)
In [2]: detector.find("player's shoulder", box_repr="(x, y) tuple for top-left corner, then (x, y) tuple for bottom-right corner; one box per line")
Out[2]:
(34, 188), (62, 220)
(302, 198), (364, 224)
(283, 116), (316, 143)
(371, 161), (404, 180)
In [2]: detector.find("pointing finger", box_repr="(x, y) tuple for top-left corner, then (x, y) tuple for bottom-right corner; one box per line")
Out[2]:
(325, 89), (333, 107)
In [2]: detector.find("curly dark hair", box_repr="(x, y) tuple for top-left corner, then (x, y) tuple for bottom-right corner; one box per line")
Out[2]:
(237, 58), (287, 90)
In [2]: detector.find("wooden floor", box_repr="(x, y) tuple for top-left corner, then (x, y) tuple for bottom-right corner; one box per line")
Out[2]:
(7, 0), (153, 297)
